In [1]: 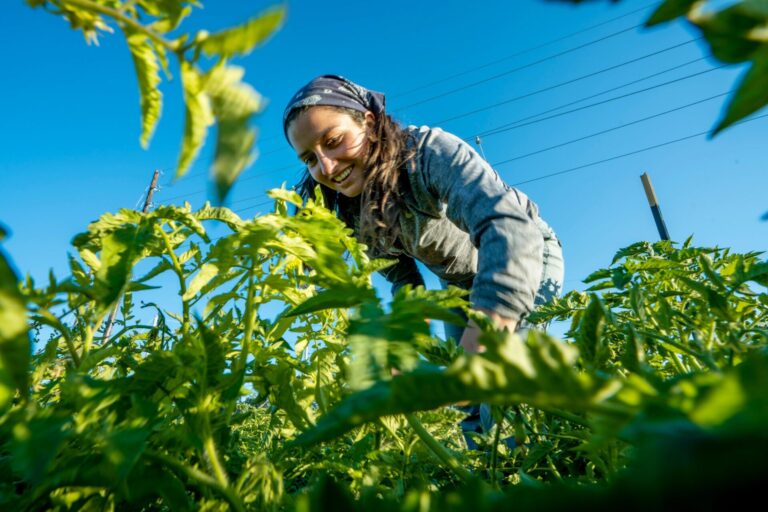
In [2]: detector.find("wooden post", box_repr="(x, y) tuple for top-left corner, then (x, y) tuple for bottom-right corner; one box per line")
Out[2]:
(640, 172), (670, 241)
(102, 170), (161, 341)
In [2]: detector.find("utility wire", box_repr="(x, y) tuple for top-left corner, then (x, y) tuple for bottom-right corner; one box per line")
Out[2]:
(492, 90), (731, 166)
(432, 38), (701, 126)
(461, 56), (708, 141)
(395, 23), (645, 112)
(392, 1), (661, 99)
(476, 65), (724, 139)
(158, 163), (300, 203)
(506, 113), (768, 187)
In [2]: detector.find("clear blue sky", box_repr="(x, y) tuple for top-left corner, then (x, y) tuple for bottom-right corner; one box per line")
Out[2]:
(2, 1), (766, 326)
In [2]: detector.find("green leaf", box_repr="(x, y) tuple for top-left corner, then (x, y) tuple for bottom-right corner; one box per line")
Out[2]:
(284, 283), (377, 317)
(125, 30), (162, 148)
(183, 263), (219, 300)
(95, 223), (153, 310)
(713, 48), (768, 135)
(0, 248), (30, 410)
(646, 0), (699, 26)
(11, 415), (70, 484)
(193, 202), (244, 230)
(575, 296), (607, 369)
(177, 61), (213, 178)
(151, 204), (208, 240)
(293, 331), (596, 447)
(205, 64), (263, 203)
(199, 6), (285, 58)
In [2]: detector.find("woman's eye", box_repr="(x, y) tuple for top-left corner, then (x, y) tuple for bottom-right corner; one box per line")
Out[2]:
(302, 155), (316, 166)
(326, 135), (341, 146)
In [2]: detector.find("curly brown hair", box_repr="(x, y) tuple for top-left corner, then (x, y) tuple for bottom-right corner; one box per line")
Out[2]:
(287, 105), (416, 255)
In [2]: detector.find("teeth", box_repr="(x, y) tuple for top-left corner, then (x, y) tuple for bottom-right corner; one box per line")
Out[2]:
(333, 167), (352, 183)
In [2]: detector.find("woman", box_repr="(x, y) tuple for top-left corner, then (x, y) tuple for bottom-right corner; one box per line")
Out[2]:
(283, 74), (564, 354)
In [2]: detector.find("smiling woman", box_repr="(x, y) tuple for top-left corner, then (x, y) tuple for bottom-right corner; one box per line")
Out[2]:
(282, 74), (565, 354)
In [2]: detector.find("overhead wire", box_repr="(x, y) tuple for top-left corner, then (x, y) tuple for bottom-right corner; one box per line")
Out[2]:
(491, 90), (732, 166)
(395, 23), (647, 112)
(432, 38), (702, 127)
(391, 1), (661, 99)
(474, 65), (724, 139)
(506, 113), (768, 187)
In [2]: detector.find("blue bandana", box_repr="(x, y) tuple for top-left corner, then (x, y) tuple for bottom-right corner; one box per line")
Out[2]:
(282, 74), (386, 139)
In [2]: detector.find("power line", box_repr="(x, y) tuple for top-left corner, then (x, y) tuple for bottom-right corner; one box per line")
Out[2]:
(391, 1), (661, 99)
(476, 65), (723, 139)
(395, 23), (645, 112)
(506, 113), (768, 187)
(492, 90), (731, 166)
(158, 163), (301, 203)
(432, 38), (701, 127)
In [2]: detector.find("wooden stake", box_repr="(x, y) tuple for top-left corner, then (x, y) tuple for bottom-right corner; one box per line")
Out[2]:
(640, 172), (671, 241)
(102, 170), (161, 341)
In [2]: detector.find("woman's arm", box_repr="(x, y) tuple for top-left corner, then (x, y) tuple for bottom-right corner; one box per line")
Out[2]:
(412, 126), (544, 330)
(459, 308), (517, 353)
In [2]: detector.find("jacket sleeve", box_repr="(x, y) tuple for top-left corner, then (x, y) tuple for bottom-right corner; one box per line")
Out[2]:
(379, 253), (425, 295)
(414, 127), (544, 321)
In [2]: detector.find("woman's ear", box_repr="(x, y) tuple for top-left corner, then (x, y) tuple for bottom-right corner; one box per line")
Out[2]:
(364, 111), (377, 141)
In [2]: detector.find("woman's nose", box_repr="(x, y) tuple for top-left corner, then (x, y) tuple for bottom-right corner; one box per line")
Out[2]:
(317, 153), (335, 177)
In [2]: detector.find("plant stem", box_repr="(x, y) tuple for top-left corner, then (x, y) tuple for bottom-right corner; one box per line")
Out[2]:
(489, 417), (502, 489)
(146, 451), (244, 512)
(158, 228), (189, 338)
(405, 413), (472, 481)
(203, 435), (230, 489)
(61, 0), (180, 51)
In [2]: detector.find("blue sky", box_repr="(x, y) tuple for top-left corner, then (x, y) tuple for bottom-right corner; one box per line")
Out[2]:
(1, 0), (766, 331)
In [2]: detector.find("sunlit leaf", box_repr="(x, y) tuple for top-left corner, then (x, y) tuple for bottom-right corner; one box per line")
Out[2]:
(646, 0), (699, 26)
(205, 64), (262, 203)
(125, 30), (163, 148)
(177, 61), (213, 178)
(713, 48), (768, 134)
(183, 263), (219, 300)
(199, 6), (285, 58)
(0, 248), (30, 409)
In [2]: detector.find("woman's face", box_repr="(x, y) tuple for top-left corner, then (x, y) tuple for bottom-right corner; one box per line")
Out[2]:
(287, 106), (374, 198)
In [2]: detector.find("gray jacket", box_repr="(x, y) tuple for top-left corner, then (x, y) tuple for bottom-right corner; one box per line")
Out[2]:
(377, 125), (556, 322)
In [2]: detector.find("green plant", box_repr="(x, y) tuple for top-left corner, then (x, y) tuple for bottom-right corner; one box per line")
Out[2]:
(25, 0), (285, 201)
(2, 189), (766, 509)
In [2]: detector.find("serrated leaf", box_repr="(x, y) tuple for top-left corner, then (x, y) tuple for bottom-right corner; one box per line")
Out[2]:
(206, 64), (262, 203)
(267, 188), (303, 207)
(199, 6), (284, 58)
(78, 247), (101, 272)
(151, 204), (208, 240)
(0, 248), (30, 410)
(284, 283), (376, 317)
(293, 331), (595, 447)
(193, 202), (244, 230)
(713, 48), (768, 135)
(575, 296), (606, 369)
(95, 224), (153, 310)
(182, 263), (219, 300)
(177, 61), (213, 178)
(646, 0), (699, 26)
(125, 30), (162, 148)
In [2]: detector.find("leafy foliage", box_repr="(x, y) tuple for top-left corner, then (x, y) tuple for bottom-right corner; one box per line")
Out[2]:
(1, 187), (766, 509)
(25, 0), (285, 202)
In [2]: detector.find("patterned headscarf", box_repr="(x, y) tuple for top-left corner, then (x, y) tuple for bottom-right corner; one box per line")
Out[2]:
(282, 74), (386, 140)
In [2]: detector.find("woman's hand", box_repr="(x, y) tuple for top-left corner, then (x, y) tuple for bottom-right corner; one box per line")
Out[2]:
(459, 308), (518, 354)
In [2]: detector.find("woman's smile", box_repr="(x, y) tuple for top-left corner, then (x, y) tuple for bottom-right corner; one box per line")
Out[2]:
(287, 106), (374, 198)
